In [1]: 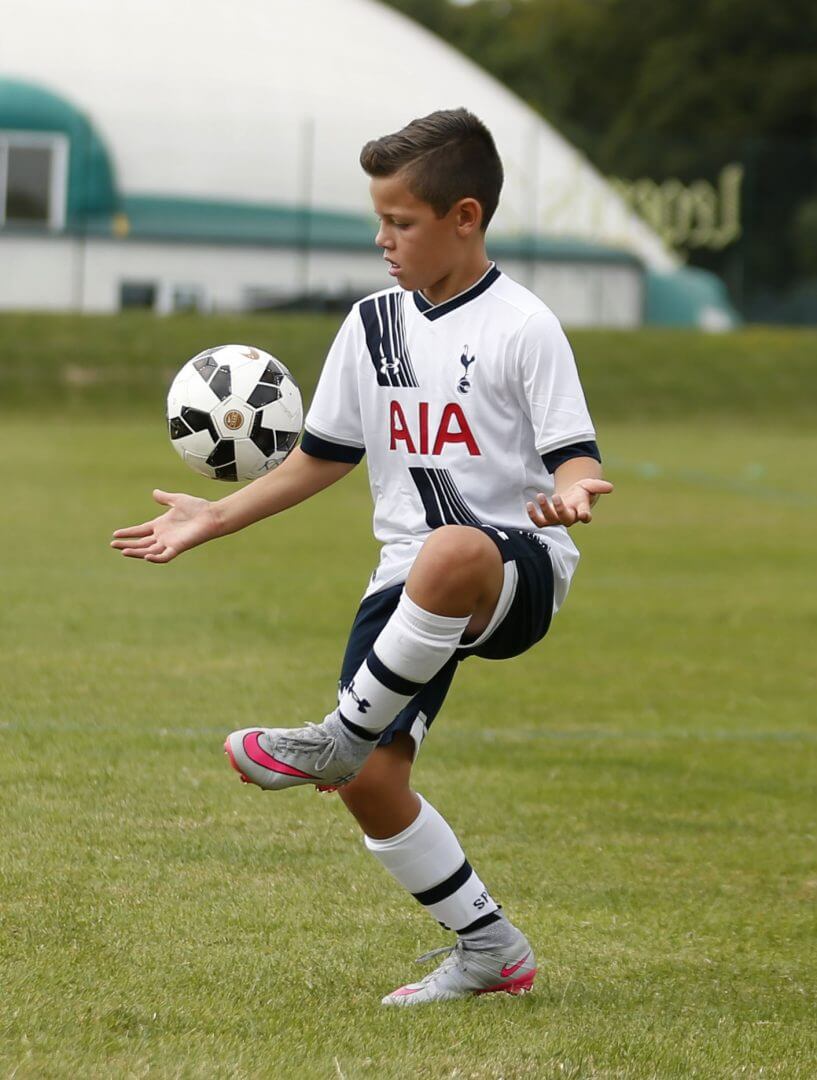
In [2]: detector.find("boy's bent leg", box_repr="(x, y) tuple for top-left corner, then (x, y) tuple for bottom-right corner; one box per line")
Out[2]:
(339, 733), (419, 838)
(333, 527), (503, 737)
(340, 735), (536, 1006)
(225, 527), (504, 791)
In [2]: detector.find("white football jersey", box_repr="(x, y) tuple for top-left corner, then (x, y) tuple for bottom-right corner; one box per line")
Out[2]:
(303, 265), (597, 611)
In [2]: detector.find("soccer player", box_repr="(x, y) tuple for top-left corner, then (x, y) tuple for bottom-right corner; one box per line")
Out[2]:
(112, 108), (612, 1005)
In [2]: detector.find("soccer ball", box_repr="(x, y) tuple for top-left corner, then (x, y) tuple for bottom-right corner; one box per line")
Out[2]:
(167, 344), (303, 482)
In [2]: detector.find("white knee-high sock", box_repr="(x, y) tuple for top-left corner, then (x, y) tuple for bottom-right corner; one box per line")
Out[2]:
(365, 795), (501, 934)
(338, 592), (470, 737)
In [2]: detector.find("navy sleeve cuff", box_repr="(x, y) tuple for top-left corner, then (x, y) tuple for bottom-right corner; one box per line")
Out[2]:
(301, 430), (365, 464)
(541, 440), (602, 474)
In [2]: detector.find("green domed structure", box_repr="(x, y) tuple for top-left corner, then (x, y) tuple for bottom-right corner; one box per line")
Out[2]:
(0, 77), (119, 228)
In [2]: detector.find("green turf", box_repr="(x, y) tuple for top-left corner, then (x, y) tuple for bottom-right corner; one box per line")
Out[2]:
(2, 312), (817, 425)
(1, 407), (815, 1078)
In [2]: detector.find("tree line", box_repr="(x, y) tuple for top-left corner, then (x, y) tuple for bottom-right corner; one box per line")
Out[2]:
(382, 0), (817, 320)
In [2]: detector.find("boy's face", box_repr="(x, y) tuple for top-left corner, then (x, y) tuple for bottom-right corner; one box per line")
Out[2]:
(369, 172), (478, 294)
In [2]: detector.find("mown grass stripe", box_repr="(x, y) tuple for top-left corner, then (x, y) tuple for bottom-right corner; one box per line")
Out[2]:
(606, 456), (817, 505)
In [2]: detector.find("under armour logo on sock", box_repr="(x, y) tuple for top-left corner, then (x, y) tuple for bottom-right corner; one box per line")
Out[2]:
(347, 680), (371, 714)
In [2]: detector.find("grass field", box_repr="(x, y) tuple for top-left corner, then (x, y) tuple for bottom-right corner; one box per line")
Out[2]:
(1, 318), (816, 1078)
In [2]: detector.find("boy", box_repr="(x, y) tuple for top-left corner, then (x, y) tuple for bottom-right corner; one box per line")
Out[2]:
(112, 108), (612, 1005)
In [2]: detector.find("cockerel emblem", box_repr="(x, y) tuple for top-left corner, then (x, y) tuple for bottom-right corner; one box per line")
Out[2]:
(457, 346), (476, 394)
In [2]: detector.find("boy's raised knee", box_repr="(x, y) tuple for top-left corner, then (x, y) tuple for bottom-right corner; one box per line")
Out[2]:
(408, 526), (502, 613)
(419, 525), (498, 576)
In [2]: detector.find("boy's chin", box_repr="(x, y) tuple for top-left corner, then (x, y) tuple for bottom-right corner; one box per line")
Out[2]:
(389, 269), (422, 292)
(389, 273), (414, 292)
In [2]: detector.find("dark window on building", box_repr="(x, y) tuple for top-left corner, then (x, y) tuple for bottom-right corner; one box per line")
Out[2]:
(0, 134), (67, 229)
(120, 282), (157, 309)
(6, 146), (51, 223)
(172, 284), (204, 312)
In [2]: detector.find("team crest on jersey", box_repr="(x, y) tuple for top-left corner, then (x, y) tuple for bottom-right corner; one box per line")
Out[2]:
(457, 346), (476, 394)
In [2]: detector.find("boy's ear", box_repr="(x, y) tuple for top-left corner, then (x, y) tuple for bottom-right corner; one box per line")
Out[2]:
(454, 197), (483, 235)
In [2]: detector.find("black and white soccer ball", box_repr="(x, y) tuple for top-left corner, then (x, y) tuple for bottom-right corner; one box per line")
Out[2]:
(167, 344), (303, 482)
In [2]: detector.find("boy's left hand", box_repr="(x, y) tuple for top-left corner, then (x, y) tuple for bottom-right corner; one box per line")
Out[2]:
(526, 478), (614, 527)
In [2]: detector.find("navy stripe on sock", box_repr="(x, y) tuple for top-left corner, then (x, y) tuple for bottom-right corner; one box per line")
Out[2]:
(367, 651), (423, 698)
(338, 711), (381, 742)
(413, 859), (473, 907)
(457, 910), (502, 935)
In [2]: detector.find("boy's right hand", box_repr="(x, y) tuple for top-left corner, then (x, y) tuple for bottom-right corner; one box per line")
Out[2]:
(110, 489), (220, 564)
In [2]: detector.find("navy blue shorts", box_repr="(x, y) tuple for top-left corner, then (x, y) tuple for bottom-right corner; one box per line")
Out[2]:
(337, 527), (555, 754)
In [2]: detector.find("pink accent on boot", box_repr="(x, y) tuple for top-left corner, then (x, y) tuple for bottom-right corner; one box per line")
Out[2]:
(224, 738), (247, 780)
(475, 967), (537, 996)
(242, 730), (319, 780)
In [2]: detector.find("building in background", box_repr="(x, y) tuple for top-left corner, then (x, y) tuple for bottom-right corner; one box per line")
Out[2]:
(0, 0), (736, 327)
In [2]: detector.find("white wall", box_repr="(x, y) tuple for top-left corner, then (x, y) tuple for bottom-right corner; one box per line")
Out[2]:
(520, 259), (643, 328)
(0, 235), (79, 309)
(0, 235), (643, 326)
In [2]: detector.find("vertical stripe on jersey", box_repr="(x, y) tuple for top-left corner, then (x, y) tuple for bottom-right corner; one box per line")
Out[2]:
(409, 466), (482, 528)
(359, 293), (419, 388)
(391, 293), (419, 386)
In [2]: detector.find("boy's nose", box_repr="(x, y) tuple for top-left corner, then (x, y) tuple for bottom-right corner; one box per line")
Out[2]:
(375, 225), (394, 249)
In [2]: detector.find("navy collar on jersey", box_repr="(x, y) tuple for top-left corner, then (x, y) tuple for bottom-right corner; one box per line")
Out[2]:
(413, 263), (501, 321)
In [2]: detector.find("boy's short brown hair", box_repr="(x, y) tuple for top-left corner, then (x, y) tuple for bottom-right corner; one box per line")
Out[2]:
(360, 108), (504, 230)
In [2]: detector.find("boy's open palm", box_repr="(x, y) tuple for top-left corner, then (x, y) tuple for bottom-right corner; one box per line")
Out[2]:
(526, 478), (613, 528)
(111, 490), (218, 564)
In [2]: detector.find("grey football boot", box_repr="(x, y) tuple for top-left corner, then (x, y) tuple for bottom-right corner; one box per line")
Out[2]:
(224, 711), (375, 791)
(381, 933), (537, 1005)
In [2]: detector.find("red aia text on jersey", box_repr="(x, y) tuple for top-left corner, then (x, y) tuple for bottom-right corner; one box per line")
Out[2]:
(389, 401), (481, 456)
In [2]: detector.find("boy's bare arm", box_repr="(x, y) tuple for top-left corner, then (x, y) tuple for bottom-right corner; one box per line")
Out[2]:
(111, 447), (356, 563)
(526, 456), (613, 528)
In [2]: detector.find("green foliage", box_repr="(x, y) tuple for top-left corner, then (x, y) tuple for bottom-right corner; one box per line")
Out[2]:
(791, 196), (817, 277)
(383, 0), (817, 317)
(388, 0), (817, 158)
